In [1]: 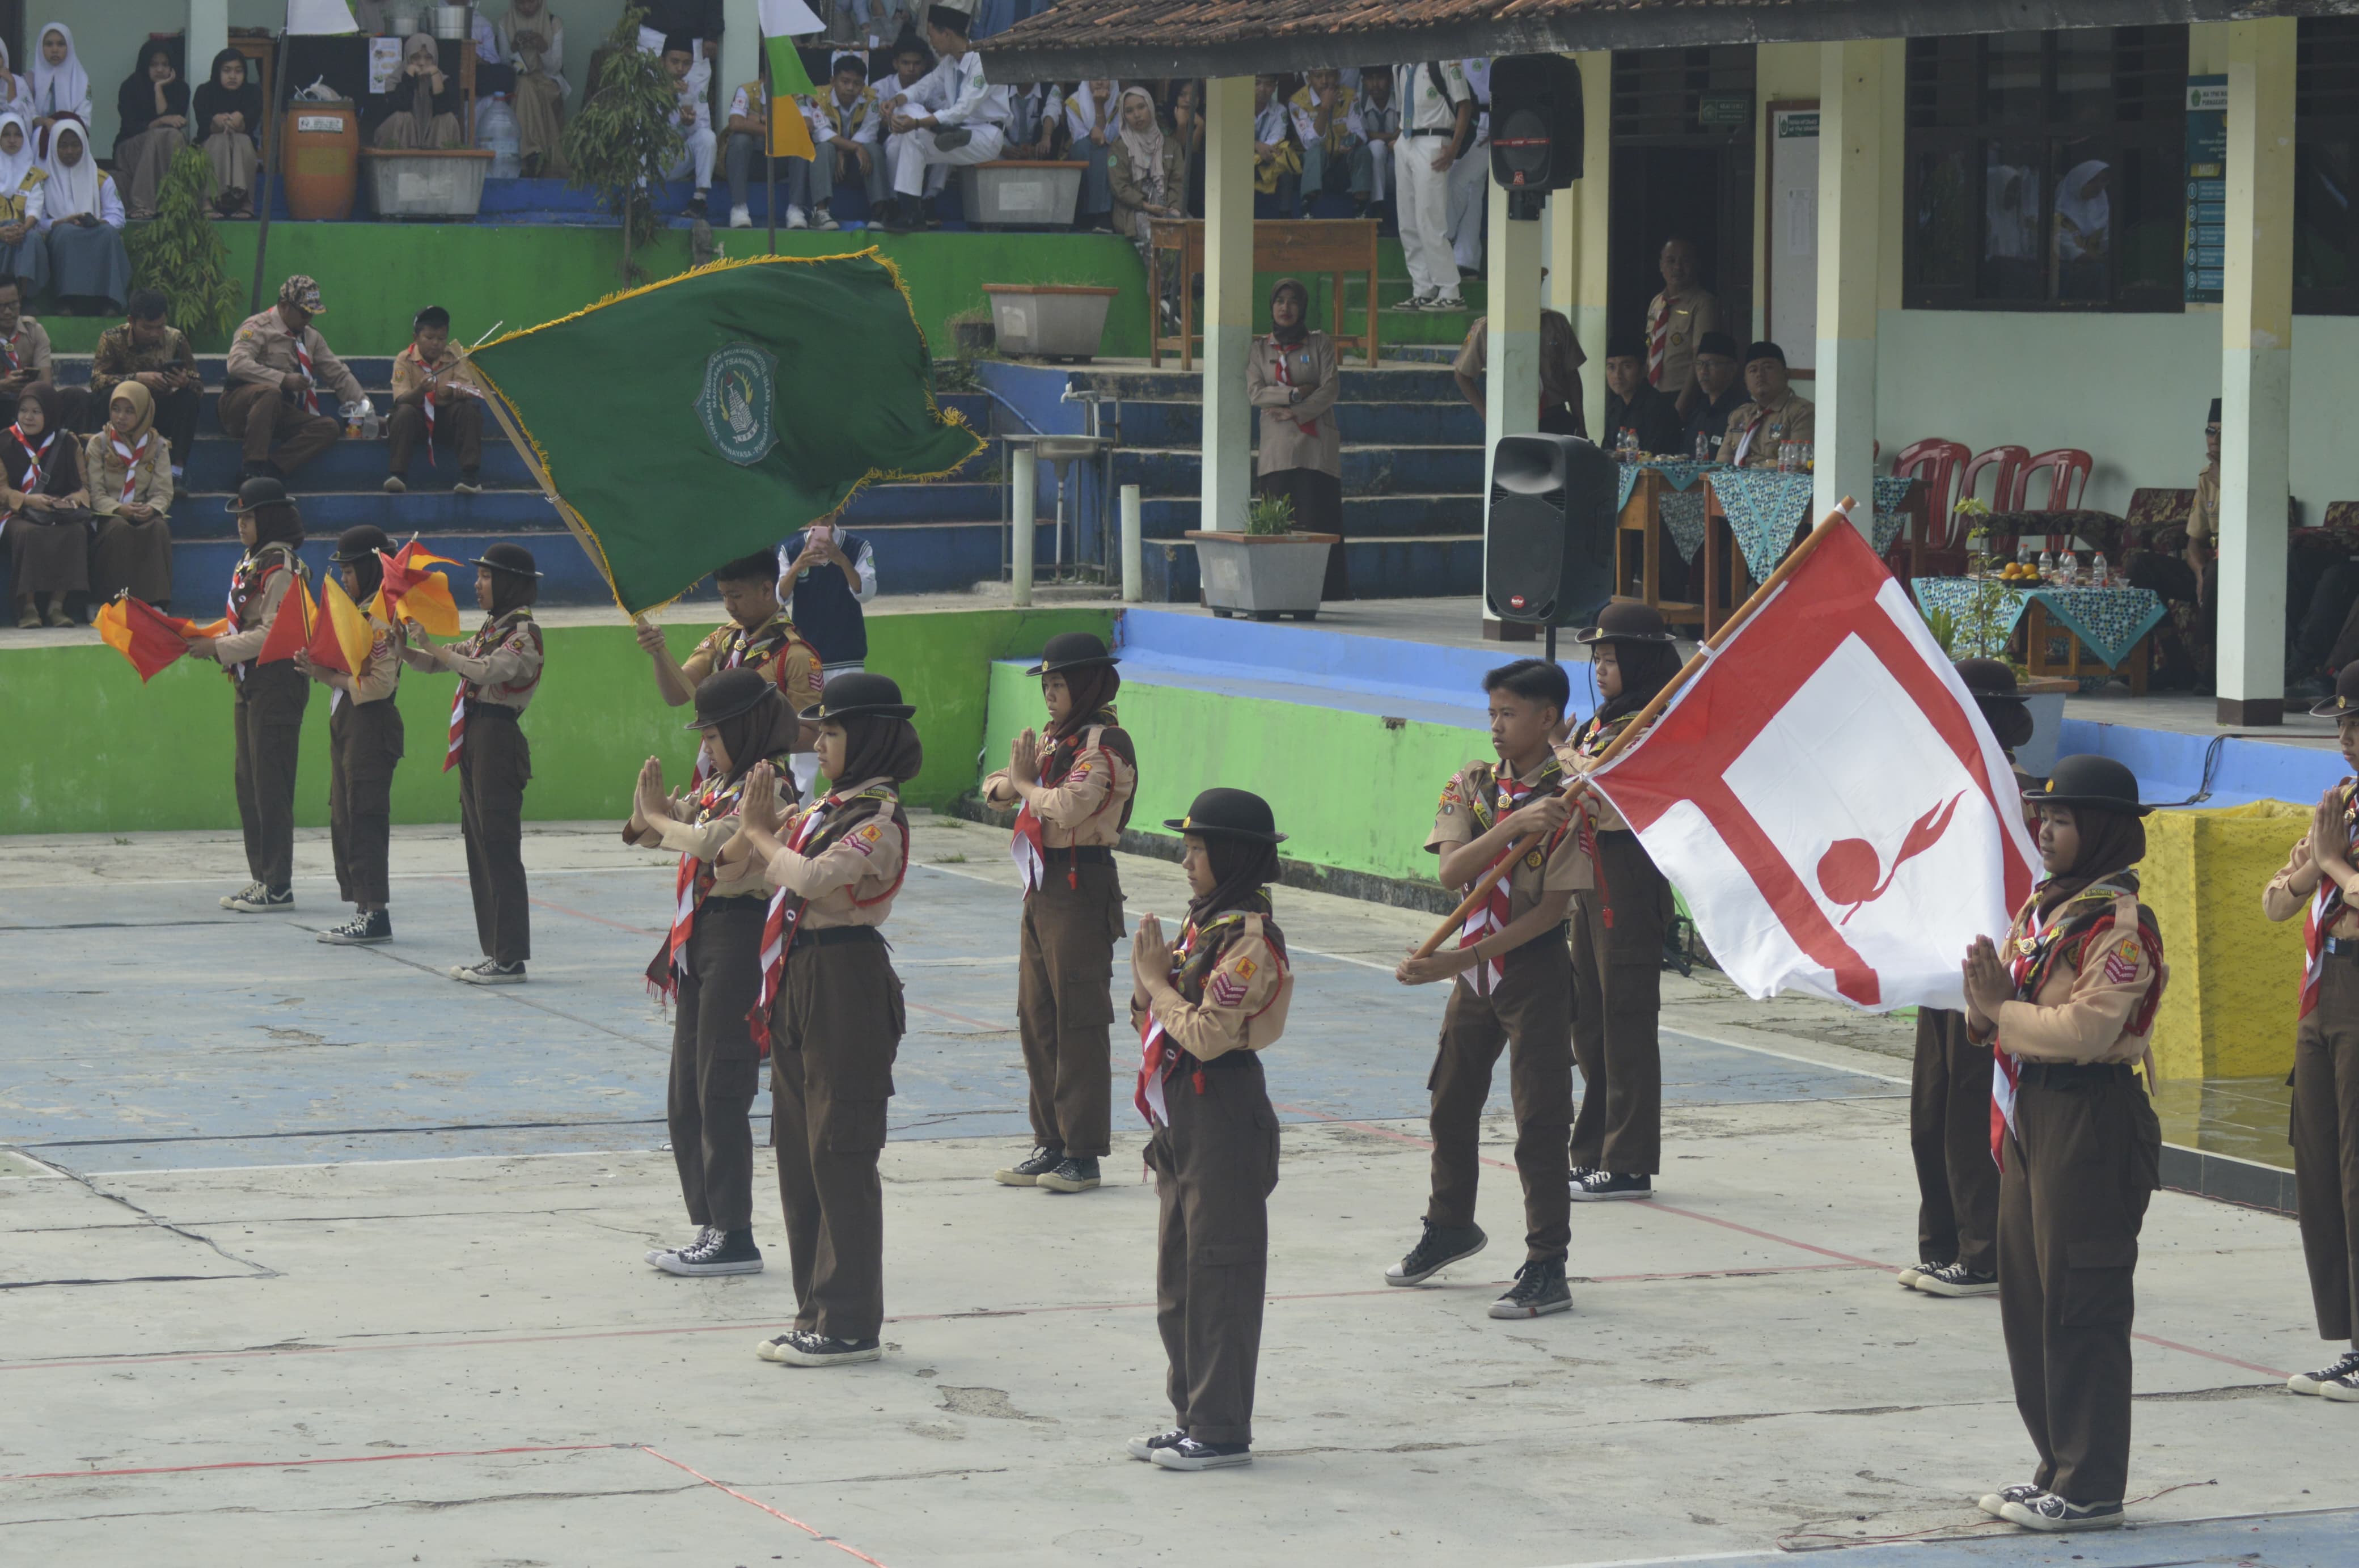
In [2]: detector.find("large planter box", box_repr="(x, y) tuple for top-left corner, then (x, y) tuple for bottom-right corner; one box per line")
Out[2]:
(362, 147), (493, 219)
(983, 284), (1117, 361)
(2141, 799), (2307, 1081)
(959, 160), (1085, 229)
(1186, 530), (1339, 621)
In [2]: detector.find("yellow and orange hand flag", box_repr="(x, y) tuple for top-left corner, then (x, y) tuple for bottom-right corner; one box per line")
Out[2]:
(376, 541), (463, 636)
(255, 577), (317, 667)
(94, 596), (226, 682)
(305, 576), (378, 675)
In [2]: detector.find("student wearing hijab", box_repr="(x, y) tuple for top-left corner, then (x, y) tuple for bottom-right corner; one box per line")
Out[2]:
(1557, 601), (1683, 1202)
(36, 120), (130, 315)
(183, 477), (310, 910)
(627, 669), (802, 1279)
(113, 43), (189, 222)
(1247, 277), (1346, 599)
(499, 0), (570, 177)
(1062, 77), (1118, 230)
(375, 34), (464, 150)
(1126, 788), (1294, 1472)
(27, 23), (88, 136)
(295, 526), (408, 948)
(1960, 755), (2166, 1536)
(0, 43), (32, 120)
(3, 379), (87, 627)
(192, 49), (262, 218)
(0, 113), (49, 294)
(730, 674), (922, 1368)
(1107, 85), (1183, 323)
(980, 632), (1138, 1193)
(84, 379), (175, 611)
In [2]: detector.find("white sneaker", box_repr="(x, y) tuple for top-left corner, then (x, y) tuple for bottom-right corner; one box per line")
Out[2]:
(729, 204), (752, 229)
(450, 958), (526, 985)
(785, 205), (809, 230)
(1430, 291), (1468, 312)
(812, 204), (839, 230)
(2289, 1349), (2359, 1397)
(220, 881), (266, 910)
(646, 1225), (713, 1267)
(1397, 289), (1437, 312)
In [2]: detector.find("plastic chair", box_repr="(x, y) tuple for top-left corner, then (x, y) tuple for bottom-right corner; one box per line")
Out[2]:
(2012, 448), (2094, 513)
(1959, 445), (2030, 513)
(1892, 438), (1971, 547)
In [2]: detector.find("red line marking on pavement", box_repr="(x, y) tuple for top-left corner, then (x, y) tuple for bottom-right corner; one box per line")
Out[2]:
(432, 874), (658, 935)
(3, 1442), (629, 1481)
(904, 999), (1009, 1032)
(642, 1447), (892, 1567)
(2129, 1331), (2286, 1380)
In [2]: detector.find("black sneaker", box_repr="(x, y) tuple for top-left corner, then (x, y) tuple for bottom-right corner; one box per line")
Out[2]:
(1568, 1164), (1596, 1190)
(1897, 1260), (1941, 1290)
(1489, 1257), (1572, 1319)
(1384, 1218), (1487, 1285)
(1038, 1155), (1101, 1193)
(454, 471), (482, 496)
(1914, 1261), (1999, 1297)
(646, 1225), (713, 1267)
(1571, 1171), (1653, 1202)
(758, 1329), (881, 1367)
(226, 886), (294, 913)
(992, 1146), (1064, 1186)
(1151, 1437), (1250, 1470)
(1976, 1482), (2045, 1519)
(1126, 1427), (1185, 1461)
(318, 910), (391, 945)
(656, 1227), (763, 1277)
(2289, 1349), (2359, 1397)
(451, 958), (526, 985)
(1998, 1491), (2124, 1532)
(685, 190), (709, 217)
(219, 880), (267, 910)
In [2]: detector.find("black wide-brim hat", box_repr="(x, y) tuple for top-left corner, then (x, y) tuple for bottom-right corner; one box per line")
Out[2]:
(685, 666), (773, 730)
(1955, 657), (2034, 750)
(1164, 787), (1287, 844)
(2311, 663), (2359, 719)
(1574, 599), (1678, 645)
(800, 670), (916, 721)
(471, 543), (542, 578)
(331, 525), (393, 564)
(2023, 754), (2151, 817)
(1026, 630), (1119, 676)
(228, 476), (294, 514)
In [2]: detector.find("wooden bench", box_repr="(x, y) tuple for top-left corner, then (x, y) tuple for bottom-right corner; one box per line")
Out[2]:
(1146, 218), (1380, 370)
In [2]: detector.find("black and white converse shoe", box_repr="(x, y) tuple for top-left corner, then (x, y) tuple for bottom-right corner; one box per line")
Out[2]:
(318, 910), (392, 945)
(2289, 1349), (2359, 1398)
(1896, 1260), (1938, 1289)
(992, 1146), (1064, 1186)
(1488, 1257), (1572, 1319)
(1038, 1155), (1101, 1193)
(1568, 1165), (1596, 1191)
(226, 885), (294, 913)
(1913, 1261), (1999, 1297)
(220, 880), (267, 910)
(1976, 1482), (2045, 1519)
(1127, 1427), (1185, 1461)
(450, 958), (526, 984)
(756, 1329), (881, 1367)
(656, 1228), (763, 1277)
(1571, 1170), (1653, 1202)
(646, 1225), (713, 1268)
(1998, 1491), (2124, 1532)
(1151, 1437), (1251, 1470)
(1384, 1218), (1486, 1285)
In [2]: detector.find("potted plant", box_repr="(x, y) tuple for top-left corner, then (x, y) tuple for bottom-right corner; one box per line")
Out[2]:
(561, 7), (682, 282)
(1186, 492), (1341, 622)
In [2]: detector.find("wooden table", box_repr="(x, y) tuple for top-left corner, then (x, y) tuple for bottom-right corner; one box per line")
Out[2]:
(1613, 467), (1706, 630)
(2022, 598), (2151, 695)
(1147, 218), (1381, 370)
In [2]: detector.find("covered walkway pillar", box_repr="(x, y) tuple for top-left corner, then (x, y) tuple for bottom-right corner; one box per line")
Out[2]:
(1551, 52), (1611, 443)
(188, 0), (229, 98)
(1813, 41), (1879, 538)
(1483, 170), (1543, 623)
(1198, 77), (1257, 535)
(2217, 19), (2297, 726)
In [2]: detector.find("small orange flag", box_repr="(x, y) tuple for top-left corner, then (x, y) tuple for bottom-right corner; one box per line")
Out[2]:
(255, 577), (316, 666)
(379, 542), (464, 636)
(94, 596), (215, 681)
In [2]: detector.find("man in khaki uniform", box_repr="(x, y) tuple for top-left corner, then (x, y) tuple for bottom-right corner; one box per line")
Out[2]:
(638, 550), (825, 784)
(1643, 237), (1720, 417)
(0, 274), (81, 426)
(1717, 340), (1816, 470)
(221, 274), (365, 480)
(2187, 398), (2220, 584)
(1452, 308), (1587, 437)
(90, 288), (200, 492)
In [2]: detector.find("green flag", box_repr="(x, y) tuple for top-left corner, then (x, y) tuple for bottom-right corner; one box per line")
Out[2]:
(470, 252), (982, 614)
(766, 35), (815, 98)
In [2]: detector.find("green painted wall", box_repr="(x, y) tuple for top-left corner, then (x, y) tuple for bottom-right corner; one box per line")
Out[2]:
(1, 607), (1111, 836)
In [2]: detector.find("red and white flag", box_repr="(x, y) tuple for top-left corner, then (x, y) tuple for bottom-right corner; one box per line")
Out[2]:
(1587, 522), (2040, 1012)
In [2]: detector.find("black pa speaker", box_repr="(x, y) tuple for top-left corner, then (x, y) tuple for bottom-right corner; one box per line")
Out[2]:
(1489, 54), (1585, 193)
(1486, 434), (1616, 625)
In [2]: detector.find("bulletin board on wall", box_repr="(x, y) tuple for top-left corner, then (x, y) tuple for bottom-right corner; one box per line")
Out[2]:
(1764, 100), (1817, 379)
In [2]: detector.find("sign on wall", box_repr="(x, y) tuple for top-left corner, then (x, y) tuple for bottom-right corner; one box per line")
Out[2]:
(1766, 107), (1819, 374)
(2184, 75), (2226, 305)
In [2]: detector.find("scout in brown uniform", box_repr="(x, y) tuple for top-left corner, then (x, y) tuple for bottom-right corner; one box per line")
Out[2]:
(182, 476), (310, 912)
(1127, 788), (1294, 1472)
(221, 275), (365, 481)
(1899, 658), (2035, 1296)
(1714, 341), (1816, 470)
(297, 526), (407, 945)
(1390, 657), (1590, 1319)
(1960, 755), (2167, 1534)
(1557, 602), (1681, 1202)
(2259, 665), (2359, 1402)
(626, 669), (802, 1279)
(635, 551), (823, 788)
(730, 674), (920, 1367)
(980, 631), (1139, 1195)
(399, 543), (544, 984)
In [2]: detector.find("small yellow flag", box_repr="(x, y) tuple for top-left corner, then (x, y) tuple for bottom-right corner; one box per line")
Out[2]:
(322, 577), (376, 675)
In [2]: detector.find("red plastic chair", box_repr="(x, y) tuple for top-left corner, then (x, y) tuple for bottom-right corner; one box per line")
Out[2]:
(1959, 445), (2030, 512)
(1892, 438), (1971, 546)
(2011, 448), (2094, 512)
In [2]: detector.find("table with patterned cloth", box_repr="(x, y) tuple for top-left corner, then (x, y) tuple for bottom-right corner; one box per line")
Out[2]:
(1707, 470), (1918, 582)
(1910, 576), (2167, 672)
(1617, 459), (1720, 562)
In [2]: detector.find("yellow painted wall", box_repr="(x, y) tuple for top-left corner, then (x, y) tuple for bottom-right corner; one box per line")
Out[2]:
(2141, 800), (2308, 1079)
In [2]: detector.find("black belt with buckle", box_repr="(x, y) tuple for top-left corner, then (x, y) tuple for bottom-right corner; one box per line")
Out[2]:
(801, 925), (884, 948)
(1405, 127), (1455, 137)
(2327, 934), (2359, 958)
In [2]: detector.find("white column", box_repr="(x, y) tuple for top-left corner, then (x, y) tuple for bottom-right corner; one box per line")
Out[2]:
(188, 0), (230, 95)
(1570, 52), (1610, 443)
(1199, 77), (1256, 535)
(722, 0), (760, 109)
(2217, 19), (2296, 725)
(1483, 180), (1544, 479)
(1812, 41), (1879, 538)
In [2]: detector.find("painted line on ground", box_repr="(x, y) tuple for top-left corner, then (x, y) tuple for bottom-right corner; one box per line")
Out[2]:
(2, 1440), (637, 1481)
(80, 864), (656, 890)
(642, 1446), (894, 1567)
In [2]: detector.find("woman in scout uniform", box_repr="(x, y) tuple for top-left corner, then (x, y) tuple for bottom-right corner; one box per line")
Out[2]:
(2260, 664), (2359, 1402)
(295, 526), (406, 946)
(1960, 754), (2166, 1535)
(1899, 658), (2035, 1298)
(729, 673), (921, 1368)
(1127, 788), (1293, 1472)
(1248, 277), (1346, 599)
(627, 668), (801, 1279)
(1558, 601), (1681, 1202)
(636, 551), (823, 789)
(182, 476), (308, 913)
(399, 543), (544, 984)
(980, 631), (1138, 1195)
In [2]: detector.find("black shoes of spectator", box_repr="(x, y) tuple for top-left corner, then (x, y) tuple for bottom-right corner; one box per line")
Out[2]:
(685, 190), (709, 218)
(1384, 1218), (1486, 1285)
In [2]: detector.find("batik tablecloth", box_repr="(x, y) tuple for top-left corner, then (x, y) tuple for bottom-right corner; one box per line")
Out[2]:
(1706, 470), (1918, 582)
(1616, 460), (1721, 563)
(1909, 577), (2167, 670)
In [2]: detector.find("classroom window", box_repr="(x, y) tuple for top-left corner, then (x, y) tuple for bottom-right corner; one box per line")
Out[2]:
(2295, 18), (2359, 314)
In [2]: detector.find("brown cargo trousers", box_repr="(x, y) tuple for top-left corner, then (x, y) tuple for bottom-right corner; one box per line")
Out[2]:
(1427, 939), (1575, 1261)
(1016, 857), (1123, 1158)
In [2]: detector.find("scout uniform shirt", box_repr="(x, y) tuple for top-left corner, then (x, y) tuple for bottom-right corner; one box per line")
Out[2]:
(763, 776), (910, 932)
(391, 339), (485, 407)
(345, 606), (403, 705)
(681, 611), (824, 716)
(0, 311), (54, 390)
(1717, 387), (1817, 470)
(1428, 755), (1593, 990)
(982, 726), (1136, 853)
(1556, 713), (1641, 832)
(1455, 312), (1587, 428)
(225, 306), (366, 410)
(1247, 329), (1341, 479)
(1132, 910), (1293, 1068)
(1642, 285), (1720, 398)
(88, 318), (196, 404)
(630, 766), (798, 900)
(2189, 462), (2220, 559)
(210, 544), (303, 673)
(443, 608), (546, 714)
(2265, 781), (2359, 967)
(1971, 881), (2166, 1066)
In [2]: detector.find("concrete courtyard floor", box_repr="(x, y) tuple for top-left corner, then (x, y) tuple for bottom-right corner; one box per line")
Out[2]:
(2, 818), (2352, 1567)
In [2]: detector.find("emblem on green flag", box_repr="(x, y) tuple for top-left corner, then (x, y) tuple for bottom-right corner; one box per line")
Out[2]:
(696, 343), (779, 465)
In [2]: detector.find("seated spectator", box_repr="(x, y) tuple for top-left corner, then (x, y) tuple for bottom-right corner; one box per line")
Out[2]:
(1603, 334), (1683, 456)
(0, 275), (60, 412)
(113, 44), (189, 223)
(221, 274), (363, 481)
(808, 53), (886, 225)
(0, 43), (31, 120)
(1716, 340), (1815, 468)
(85, 381), (175, 612)
(385, 305), (485, 496)
(36, 121), (130, 316)
(376, 34), (464, 149)
(658, 34), (716, 217)
(876, 28), (933, 122)
(468, 9), (516, 98)
(27, 23), (88, 138)
(500, 0), (570, 178)
(1005, 79), (1063, 161)
(1250, 74), (1300, 218)
(0, 114), (48, 295)
(721, 54), (782, 229)
(1350, 65), (1398, 217)
(1681, 331), (1745, 461)
(192, 49), (261, 218)
(1109, 85), (1184, 322)
(878, 6), (1009, 233)
(1290, 68), (1362, 212)
(2188, 396), (2218, 593)
(1065, 77), (1117, 231)
(90, 289), (198, 491)
(1453, 307), (1587, 438)
(1169, 78), (1205, 215)
(5, 382), (89, 627)
(1250, 277), (1347, 600)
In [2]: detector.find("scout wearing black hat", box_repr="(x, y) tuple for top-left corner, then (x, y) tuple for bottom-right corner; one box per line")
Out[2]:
(1960, 754), (2167, 1533)
(303, 525), (408, 946)
(732, 674), (925, 1367)
(1558, 603), (1682, 1203)
(2260, 662), (2359, 1403)
(636, 551), (824, 794)
(1720, 340), (1815, 468)
(397, 544), (545, 983)
(1127, 788), (1295, 1471)
(1683, 329), (1748, 463)
(983, 632), (1139, 1195)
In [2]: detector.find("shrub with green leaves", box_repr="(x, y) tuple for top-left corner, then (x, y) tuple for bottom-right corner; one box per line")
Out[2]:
(562, 8), (686, 283)
(126, 146), (240, 344)
(1246, 491), (1295, 536)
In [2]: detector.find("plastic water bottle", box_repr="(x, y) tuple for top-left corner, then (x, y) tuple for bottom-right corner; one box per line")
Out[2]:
(2060, 548), (2079, 585)
(2091, 551), (2109, 588)
(2037, 548), (2054, 581)
(475, 93), (522, 179)
(1694, 429), (1713, 462)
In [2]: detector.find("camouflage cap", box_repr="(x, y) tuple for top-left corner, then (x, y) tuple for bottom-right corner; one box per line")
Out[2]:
(277, 275), (325, 312)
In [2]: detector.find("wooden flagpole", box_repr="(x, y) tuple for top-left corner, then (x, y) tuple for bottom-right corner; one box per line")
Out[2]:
(463, 355), (630, 622)
(1409, 500), (1862, 962)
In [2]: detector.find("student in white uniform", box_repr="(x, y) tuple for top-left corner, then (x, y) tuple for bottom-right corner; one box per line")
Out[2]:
(1392, 61), (1473, 312)
(1445, 58), (1492, 274)
(659, 34), (717, 218)
(879, 5), (1008, 230)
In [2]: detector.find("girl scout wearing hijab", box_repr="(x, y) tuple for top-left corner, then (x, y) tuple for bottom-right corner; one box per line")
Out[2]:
(1127, 788), (1293, 1472)
(1960, 755), (2166, 1536)
(1248, 277), (1345, 599)
(297, 526), (407, 947)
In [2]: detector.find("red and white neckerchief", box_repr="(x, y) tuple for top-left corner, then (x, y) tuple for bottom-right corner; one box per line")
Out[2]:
(2301, 779), (2359, 1021)
(656, 771), (751, 1001)
(292, 336), (320, 415)
(1456, 770), (1546, 996)
(441, 620), (486, 773)
(1008, 728), (1113, 896)
(1272, 341), (1320, 438)
(1135, 914), (1217, 1129)
(10, 422), (52, 488)
(747, 790), (908, 1055)
(1988, 879), (2137, 1165)
(1646, 293), (1672, 386)
(686, 619), (809, 789)
(1730, 404), (1778, 467)
(108, 429), (150, 504)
